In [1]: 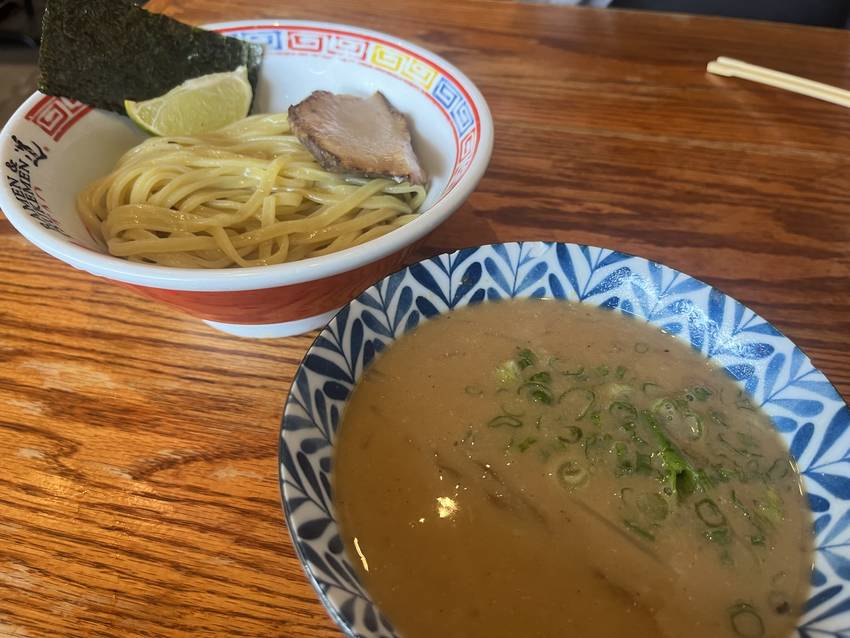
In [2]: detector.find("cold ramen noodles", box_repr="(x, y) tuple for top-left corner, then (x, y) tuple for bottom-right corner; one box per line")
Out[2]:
(78, 93), (427, 268)
(333, 300), (812, 638)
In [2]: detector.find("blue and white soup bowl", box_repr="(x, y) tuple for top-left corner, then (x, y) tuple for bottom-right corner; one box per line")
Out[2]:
(280, 241), (850, 638)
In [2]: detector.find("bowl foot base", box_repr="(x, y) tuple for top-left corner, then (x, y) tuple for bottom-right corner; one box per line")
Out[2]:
(203, 308), (340, 338)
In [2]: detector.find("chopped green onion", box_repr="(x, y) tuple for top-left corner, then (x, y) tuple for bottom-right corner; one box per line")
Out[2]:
(488, 415), (523, 428)
(584, 432), (613, 460)
(692, 386), (713, 401)
(704, 527), (731, 545)
(719, 432), (763, 458)
(641, 410), (705, 498)
(471, 339), (794, 568)
(609, 401), (638, 422)
(517, 436), (538, 452)
(517, 348), (536, 370)
(614, 441), (634, 475)
(518, 382), (554, 405)
(676, 469), (700, 498)
(608, 383), (633, 399)
(767, 458), (790, 481)
(710, 410), (729, 428)
(736, 432), (760, 449)
(642, 382), (662, 395)
(696, 498), (726, 527)
(529, 371), (552, 384)
(636, 453), (653, 475)
(500, 402), (525, 417)
(534, 389), (553, 404)
(495, 360), (521, 384)
(728, 603), (764, 638)
(736, 390), (755, 411)
(556, 461), (588, 488)
(624, 520), (655, 541)
(638, 493), (669, 522)
(744, 458), (761, 478)
(730, 491), (764, 533)
(711, 464), (735, 483)
(652, 398), (678, 421)
(754, 488), (784, 526)
(619, 420), (647, 446)
(684, 412), (704, 440)
(559, 388), (596, 419)
(558, 425), (583, 444)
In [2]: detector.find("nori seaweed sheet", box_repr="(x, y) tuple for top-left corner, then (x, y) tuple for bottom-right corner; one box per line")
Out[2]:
(38, 0), (263, 114)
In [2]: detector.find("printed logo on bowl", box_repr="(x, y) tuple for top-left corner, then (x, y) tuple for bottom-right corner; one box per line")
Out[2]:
(4, 132), (68, 237)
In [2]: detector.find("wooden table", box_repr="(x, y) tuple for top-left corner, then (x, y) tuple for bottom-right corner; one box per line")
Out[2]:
(2, 1), (849, 636)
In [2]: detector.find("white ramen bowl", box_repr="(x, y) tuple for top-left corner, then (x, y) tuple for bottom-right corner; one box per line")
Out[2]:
(281, 241), (850, 637)
(0, 20), (493, 337)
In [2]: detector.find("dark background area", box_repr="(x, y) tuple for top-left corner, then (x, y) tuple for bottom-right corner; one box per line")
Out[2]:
(0, 0), (43, 123)
(1, 0), (43, 48)
(610, 0), (850, 28)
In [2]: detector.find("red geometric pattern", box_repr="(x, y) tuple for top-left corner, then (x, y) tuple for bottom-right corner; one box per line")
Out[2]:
(447, 130), (477, 190)
(326, 35), (368, 60)
(287, 31), (323, 52)
(283, 29), (369, 60)
(25, 96), (92, 142)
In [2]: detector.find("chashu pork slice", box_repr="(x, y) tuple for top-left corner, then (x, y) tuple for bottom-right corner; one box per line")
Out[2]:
(288, 90), (427, 185)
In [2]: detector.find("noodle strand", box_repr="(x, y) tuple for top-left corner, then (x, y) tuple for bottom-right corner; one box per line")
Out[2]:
(78, 113), (427, 268)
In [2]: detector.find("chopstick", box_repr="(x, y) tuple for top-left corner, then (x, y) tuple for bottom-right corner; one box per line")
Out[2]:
(706, 56), (850, 109)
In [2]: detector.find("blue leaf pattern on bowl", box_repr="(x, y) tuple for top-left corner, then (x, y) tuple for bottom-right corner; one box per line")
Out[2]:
(280, 242), (850, 638)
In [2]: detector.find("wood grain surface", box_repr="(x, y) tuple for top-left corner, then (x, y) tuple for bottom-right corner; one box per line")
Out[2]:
(2, 1), (849, 636)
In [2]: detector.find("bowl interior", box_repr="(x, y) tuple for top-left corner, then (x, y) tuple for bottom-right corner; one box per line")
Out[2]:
(1, 20), (483, 256)
(281, 241), (850, 638)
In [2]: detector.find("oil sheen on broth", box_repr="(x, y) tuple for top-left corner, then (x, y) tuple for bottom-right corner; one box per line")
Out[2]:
(333, 300), (811, 638)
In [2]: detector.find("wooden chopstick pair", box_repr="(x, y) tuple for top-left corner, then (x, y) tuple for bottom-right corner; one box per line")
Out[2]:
(706, 56), (850, 109)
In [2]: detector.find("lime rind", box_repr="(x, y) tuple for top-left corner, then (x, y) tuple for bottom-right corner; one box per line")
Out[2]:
(125, 66), (252, 136)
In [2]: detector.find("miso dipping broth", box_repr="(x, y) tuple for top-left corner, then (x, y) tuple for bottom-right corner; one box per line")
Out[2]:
(333, 300), (812, 638)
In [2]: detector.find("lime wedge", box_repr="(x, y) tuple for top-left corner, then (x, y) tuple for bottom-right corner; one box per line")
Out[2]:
(125, 66), (252, 136)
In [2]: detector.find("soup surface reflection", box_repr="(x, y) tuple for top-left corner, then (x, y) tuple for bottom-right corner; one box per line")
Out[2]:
(334, 300), (812, 638)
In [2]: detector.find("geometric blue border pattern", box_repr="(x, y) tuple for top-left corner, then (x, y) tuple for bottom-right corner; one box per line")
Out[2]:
(280, 242), (850, 638)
